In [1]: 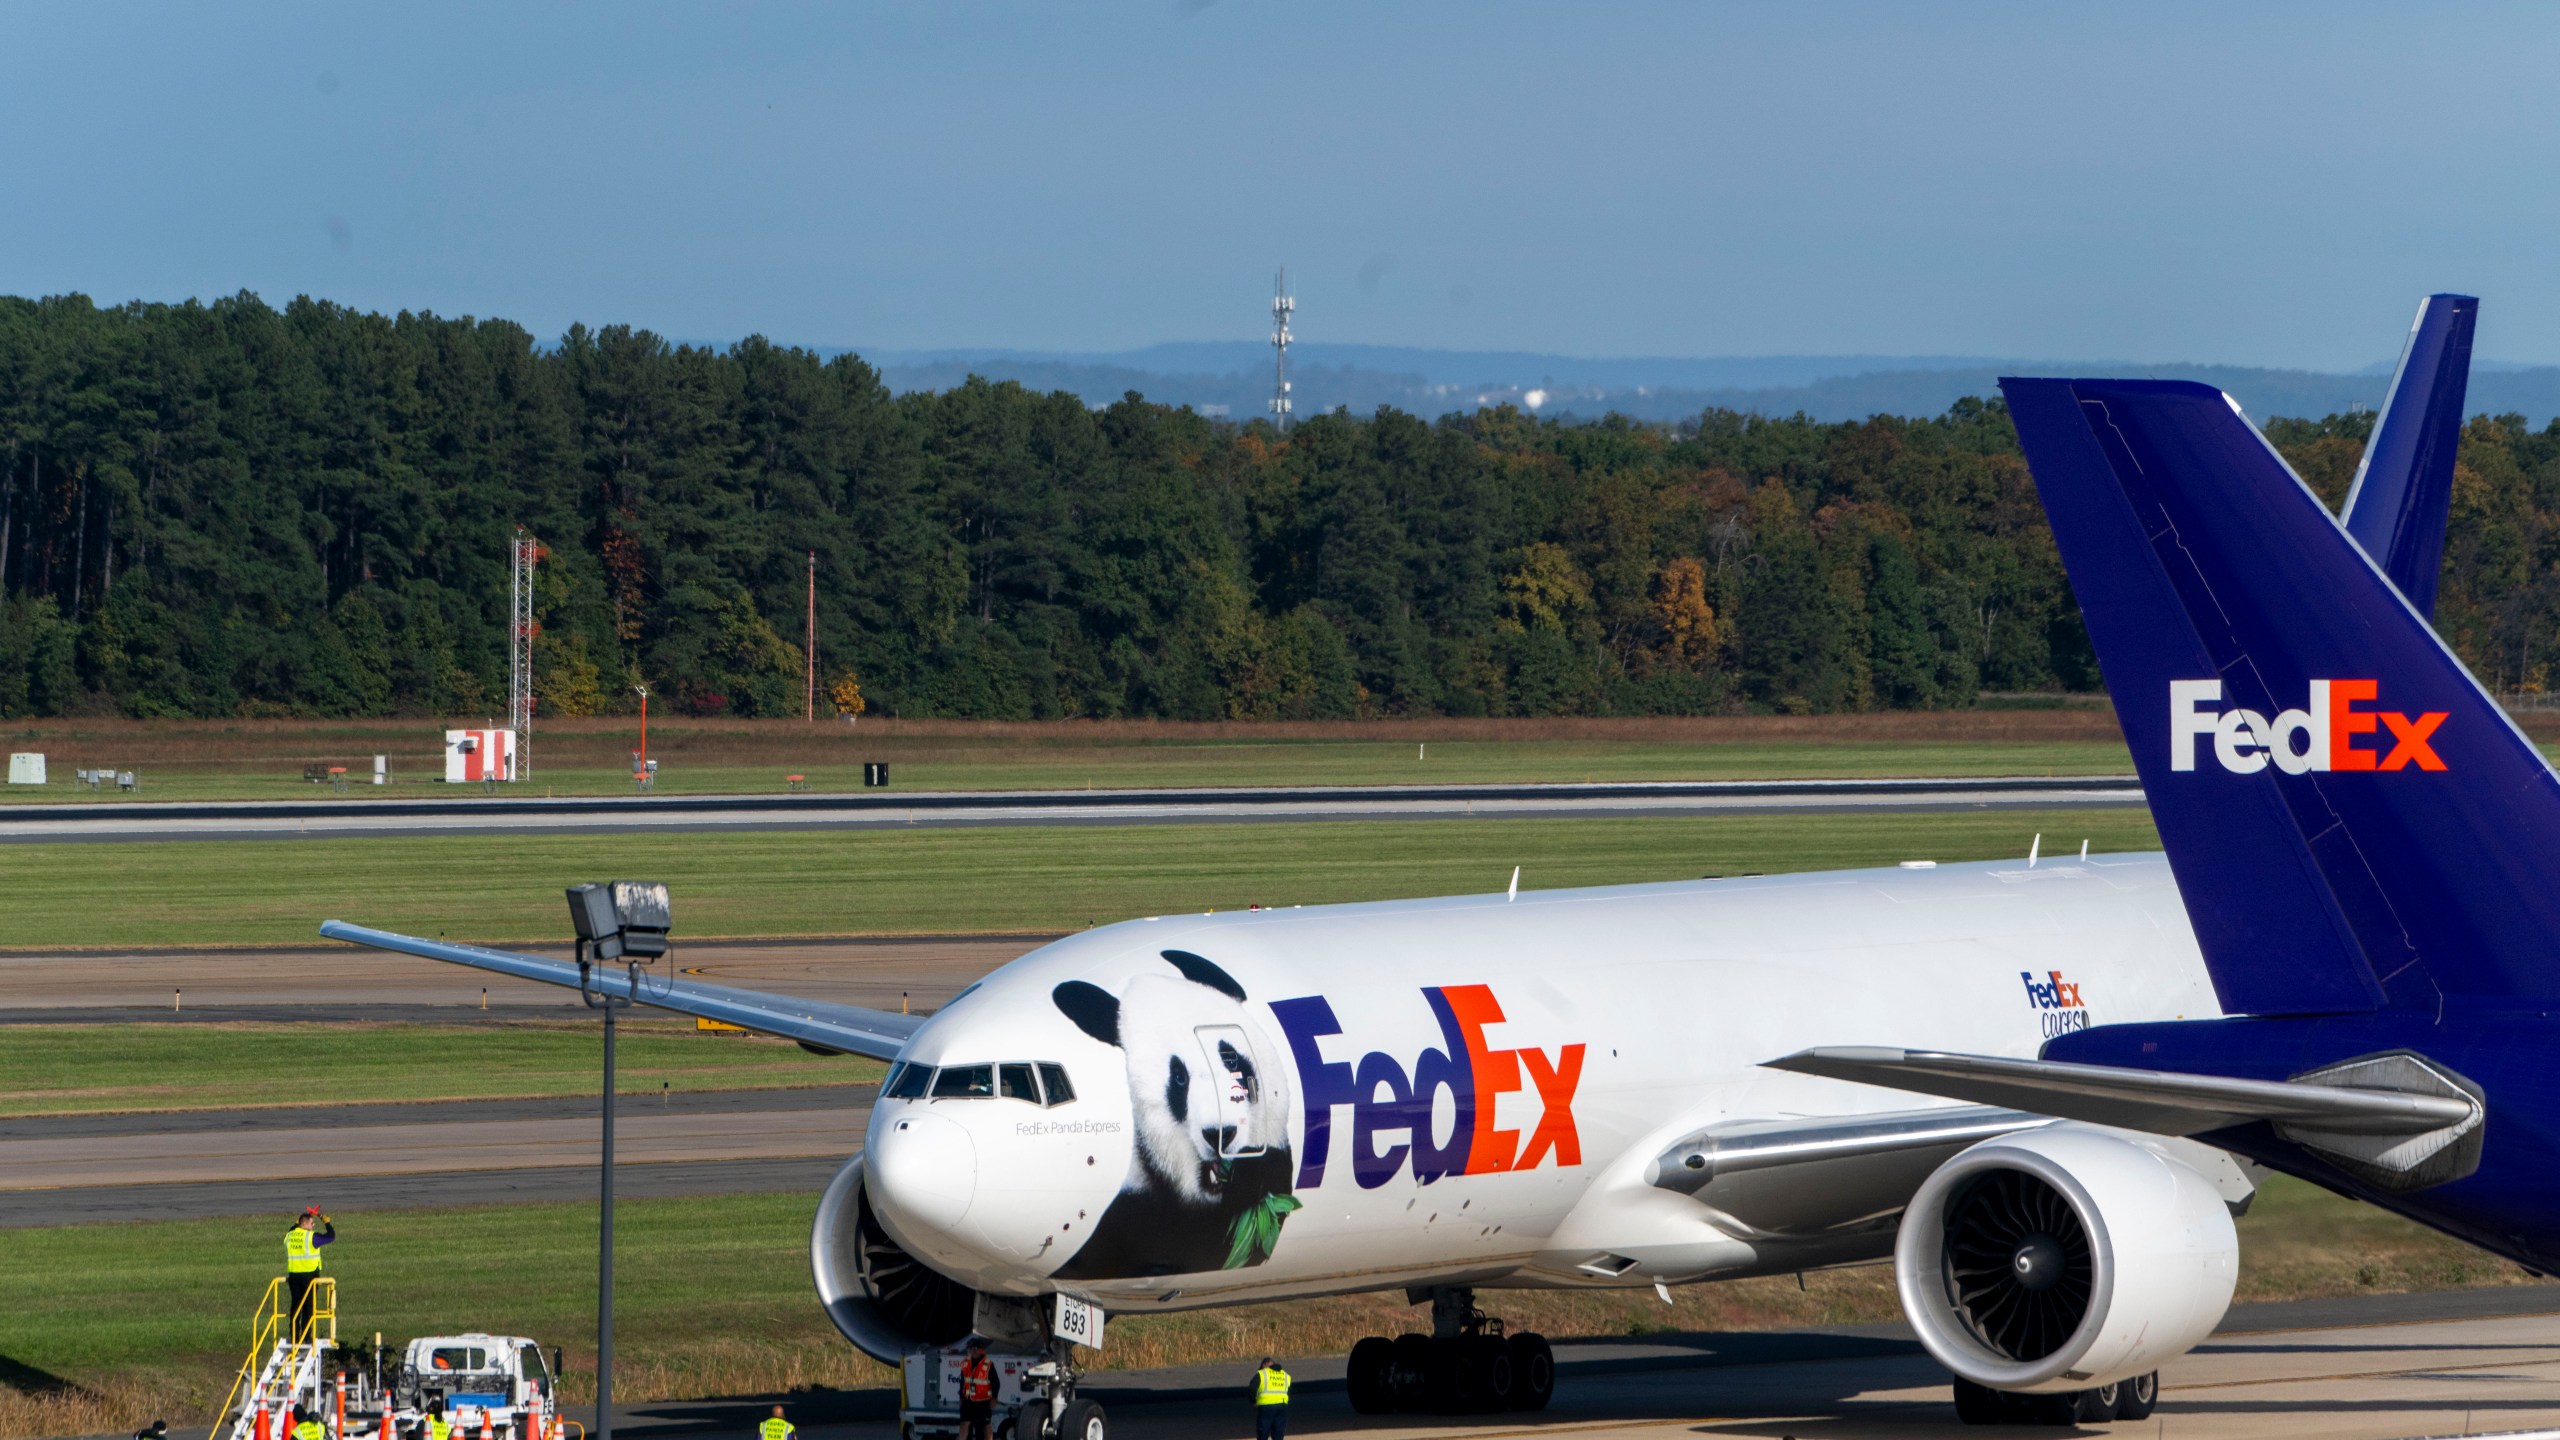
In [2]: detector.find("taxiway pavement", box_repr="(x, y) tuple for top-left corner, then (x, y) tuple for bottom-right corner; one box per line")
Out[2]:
(0, 777), (2144, 842)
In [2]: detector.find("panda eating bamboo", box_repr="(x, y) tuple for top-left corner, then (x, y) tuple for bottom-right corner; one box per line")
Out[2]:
(1051, 951), (1300, 1278)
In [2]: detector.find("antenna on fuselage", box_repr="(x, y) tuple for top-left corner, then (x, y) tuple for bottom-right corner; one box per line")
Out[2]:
(1507, 866), (1520, 902)
(2028, 833), (2042, 868)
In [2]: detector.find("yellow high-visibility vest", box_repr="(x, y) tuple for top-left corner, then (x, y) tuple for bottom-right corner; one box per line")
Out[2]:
(1255, 1367), (1291, 1405)
(293, 1422), (324, 1440)
(759, 1421), (794, 1440)
(285, 1227), (322, 1274)
(425, 1417), (450, 1440)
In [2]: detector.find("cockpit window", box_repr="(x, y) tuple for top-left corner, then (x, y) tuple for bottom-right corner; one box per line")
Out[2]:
(999, 1063), (1040, 1103)
(884, 1064), (933, 1100)
(931, 1064), (996, 1099)
(1037, 1062), (1075, 1107)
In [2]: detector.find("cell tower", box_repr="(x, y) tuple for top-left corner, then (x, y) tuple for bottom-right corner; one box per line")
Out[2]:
(508, 529), (538, 779)
(1270, 268), (1294, 430)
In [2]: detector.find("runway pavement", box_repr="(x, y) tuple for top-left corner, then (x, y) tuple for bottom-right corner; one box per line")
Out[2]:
(571, 1287), (2560, 1440)
(0, 935), (1037, 1017)
(0, 776), (2145, 842)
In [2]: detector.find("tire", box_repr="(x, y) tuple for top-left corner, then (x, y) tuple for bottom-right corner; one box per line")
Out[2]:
(2114, 1371), (2158, 1421)
(1425, 1336), (1478, 1413)
(1468, 1335), (1515, 1412)
(1346, 1337), (1395, 1415)
(1506, 1332), (1554, 1412)
(1950, 1377), (2006, 1426)
(1054, 1399), (1103, 1440)
(2073, 1385), (2119, 1423)
(1388, 1334), (1433, 1409)
(2023, 1392), (2081, 1425)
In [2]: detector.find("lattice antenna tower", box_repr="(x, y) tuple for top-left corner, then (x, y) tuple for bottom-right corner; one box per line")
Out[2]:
(509, 528), (539, 778)
(1270, 268), (1294, 431)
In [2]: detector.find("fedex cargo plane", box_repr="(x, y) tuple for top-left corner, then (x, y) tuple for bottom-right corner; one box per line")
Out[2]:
(319, 297), (2482, 1434)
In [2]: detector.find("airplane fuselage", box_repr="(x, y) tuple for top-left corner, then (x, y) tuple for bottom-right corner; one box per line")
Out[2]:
(862, 851), (2226, 1314)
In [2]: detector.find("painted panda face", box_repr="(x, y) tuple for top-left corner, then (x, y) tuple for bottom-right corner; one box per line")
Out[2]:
(1054, 950), (1293, 1207)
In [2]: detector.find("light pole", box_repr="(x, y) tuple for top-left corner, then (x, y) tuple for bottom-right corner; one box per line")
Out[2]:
(568, 882), (672, 1440)
(633, 685), (649, 789)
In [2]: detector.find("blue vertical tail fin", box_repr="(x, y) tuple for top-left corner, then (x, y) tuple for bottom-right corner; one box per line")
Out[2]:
(2002, 375), (2560, 1017)
(2341, 294), (2476, 617)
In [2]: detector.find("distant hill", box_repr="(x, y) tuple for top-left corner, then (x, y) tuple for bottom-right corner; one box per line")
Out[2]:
(835, 342), (2560, 426)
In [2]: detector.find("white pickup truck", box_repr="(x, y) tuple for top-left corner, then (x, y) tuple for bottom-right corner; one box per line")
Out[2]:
(394, 1334), (561, 1437)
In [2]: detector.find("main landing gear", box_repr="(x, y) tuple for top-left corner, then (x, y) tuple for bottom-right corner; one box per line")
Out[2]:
(1952, 1371), (2157, 1426)
(1344, 1287), (1555, 1416)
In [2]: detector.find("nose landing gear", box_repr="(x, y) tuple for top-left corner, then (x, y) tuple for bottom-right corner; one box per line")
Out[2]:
(1344, 1288), (1554, 1416)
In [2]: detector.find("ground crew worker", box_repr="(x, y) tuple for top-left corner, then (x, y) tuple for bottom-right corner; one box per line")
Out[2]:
(758, 1405), (793, 1440)
(422, 1406), (450, 1440)
(957, 1339), (996, 1440)
(283, 1206), (336, 1337)
(1251, 1357), (1290, 1440)
(292, 1411), (325, 1440)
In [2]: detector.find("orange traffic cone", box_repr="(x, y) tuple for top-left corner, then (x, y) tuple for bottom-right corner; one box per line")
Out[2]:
(255, 1405), (270, 1440)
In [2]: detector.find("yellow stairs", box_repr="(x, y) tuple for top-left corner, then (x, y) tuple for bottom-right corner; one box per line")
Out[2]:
(216, 1278), (337, 1440)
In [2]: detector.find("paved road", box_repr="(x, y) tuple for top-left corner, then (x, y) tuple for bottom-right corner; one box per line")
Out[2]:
(562, 1287), (2560, 1440)
(0, 1085), (875, 1224)
(3, 1156), (845, 1226)
(0, 777), (2144, 842)
(0, 935), (1035, 1016)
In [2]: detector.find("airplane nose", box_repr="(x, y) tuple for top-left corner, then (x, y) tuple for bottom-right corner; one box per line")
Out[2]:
(869, 1111), (977, 1236)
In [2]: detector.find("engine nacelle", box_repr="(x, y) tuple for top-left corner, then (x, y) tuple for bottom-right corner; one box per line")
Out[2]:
(811, 1153), (980, 1362)
(1896, 1126), (2238, 1393)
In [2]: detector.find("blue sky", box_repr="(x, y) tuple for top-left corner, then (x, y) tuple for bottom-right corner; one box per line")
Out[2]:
(5, 2), (2555, 367)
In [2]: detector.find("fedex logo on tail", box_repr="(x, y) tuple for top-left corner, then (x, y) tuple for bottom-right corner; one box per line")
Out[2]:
(2171, 679), (2447, 776)
(1270, 985), (1584, 1192)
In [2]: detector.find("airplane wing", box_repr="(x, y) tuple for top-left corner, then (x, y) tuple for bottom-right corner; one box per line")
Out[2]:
(1765, 1046), (2478, 1140)
(318, 920), (925, 1061)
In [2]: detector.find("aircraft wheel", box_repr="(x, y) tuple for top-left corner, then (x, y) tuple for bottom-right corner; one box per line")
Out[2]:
(1388, 1334), (1433, 1409)
(1054, 1398), (1104, 1440)
(1346, 1337), (1395, 1414)
(1950, 1377), (2007, 1425)
(1427, 1335), (1488, 1413)
(2073, 1385), (2120, 1423)
(1506, 1332), (1554, 1411)
(2114, 1371), (2159, 1420)
(1468, 1335), (1515, 1412)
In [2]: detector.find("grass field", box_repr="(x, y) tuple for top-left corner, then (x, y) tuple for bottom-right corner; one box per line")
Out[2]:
(0, 713), (2142, 804)
(0, 808), (2165, 949)
(0, 1022), (880, 1117)
(0, 1175), (2533, 1439)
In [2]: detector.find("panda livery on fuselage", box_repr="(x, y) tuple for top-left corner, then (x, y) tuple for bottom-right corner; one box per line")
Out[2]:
(1049, 950), (1299, 1278)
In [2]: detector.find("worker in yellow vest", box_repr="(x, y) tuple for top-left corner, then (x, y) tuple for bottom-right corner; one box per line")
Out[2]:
(419, 1406), (449, 1440)
(1251, 1357), (1291, 1440)
(291, 1412), (324, 1440)
(283, 1206), (336, 1338)
(757, 1405), (793, 1440)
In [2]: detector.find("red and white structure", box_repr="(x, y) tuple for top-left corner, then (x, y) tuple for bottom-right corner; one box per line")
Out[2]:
(443, 728), (517, 783)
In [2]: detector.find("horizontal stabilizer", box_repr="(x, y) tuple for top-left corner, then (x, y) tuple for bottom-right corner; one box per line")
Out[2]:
(1768, 1046), (2472, 1134)
(318, 920), (923, 1061)
(1766, 1046), (2484, 1189)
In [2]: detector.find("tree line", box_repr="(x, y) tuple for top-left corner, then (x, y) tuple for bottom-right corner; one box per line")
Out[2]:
(3, 291), (2557, 722)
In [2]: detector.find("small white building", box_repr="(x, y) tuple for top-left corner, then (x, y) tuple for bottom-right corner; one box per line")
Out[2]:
(444, 728), (517, 783)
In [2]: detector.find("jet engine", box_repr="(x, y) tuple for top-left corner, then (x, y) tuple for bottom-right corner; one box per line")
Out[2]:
(811, 1153), (979, 1362)
(1895, 1126), (2238, 1393)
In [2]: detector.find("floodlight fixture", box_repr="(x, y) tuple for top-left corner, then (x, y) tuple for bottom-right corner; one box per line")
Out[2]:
(566, 880), (672, 961)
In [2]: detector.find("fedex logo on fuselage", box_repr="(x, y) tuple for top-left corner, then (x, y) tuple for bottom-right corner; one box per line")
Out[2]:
(2170, 679), (2447, 776)
(1269, 985), (1585, 1192)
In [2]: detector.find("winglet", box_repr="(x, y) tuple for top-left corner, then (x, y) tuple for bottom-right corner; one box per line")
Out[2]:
(2342, 294), (2476, 617)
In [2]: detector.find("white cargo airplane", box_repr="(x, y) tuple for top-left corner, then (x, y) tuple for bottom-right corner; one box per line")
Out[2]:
(321, 297), (2486, 1434)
